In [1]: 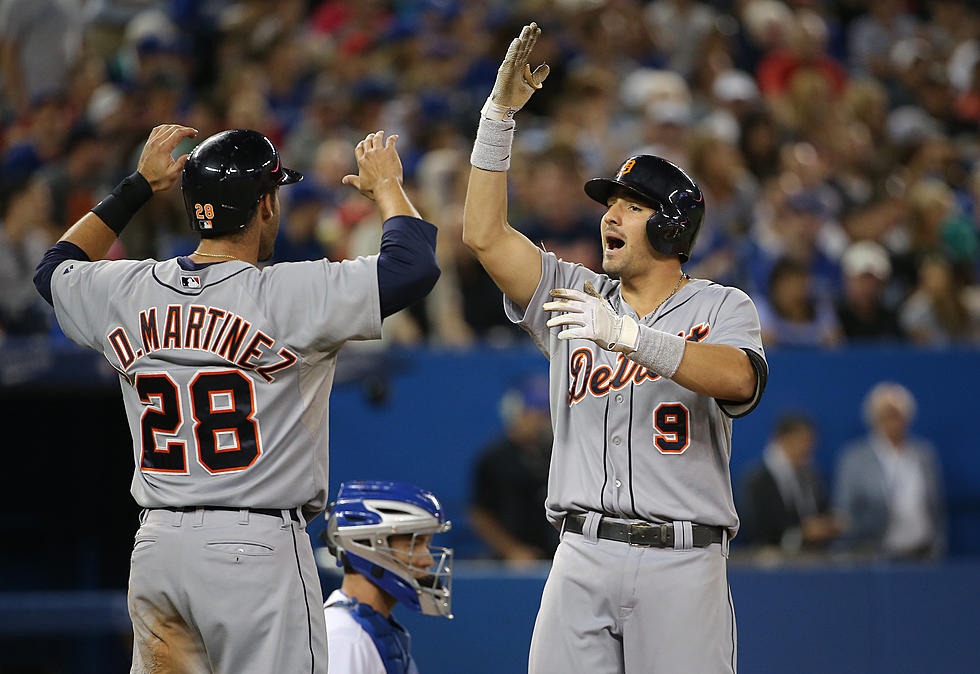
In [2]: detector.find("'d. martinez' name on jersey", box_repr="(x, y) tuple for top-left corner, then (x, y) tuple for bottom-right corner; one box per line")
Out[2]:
(105, 304), (297, 381)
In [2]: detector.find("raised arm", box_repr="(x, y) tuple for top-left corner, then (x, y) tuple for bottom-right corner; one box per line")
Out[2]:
(343, 131), (441, 319)
(342, 131), (422, 222)
(62, 124), (197, 260)
(34, 124), (196, 306)
(462, 22), (550, 311)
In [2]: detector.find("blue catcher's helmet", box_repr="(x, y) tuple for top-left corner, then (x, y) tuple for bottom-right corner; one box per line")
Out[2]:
(325, 480), (453, 618)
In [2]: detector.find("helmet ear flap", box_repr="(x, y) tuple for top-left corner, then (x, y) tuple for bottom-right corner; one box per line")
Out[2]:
(646, 186), (703, 258)
(646, 211), (686, 248)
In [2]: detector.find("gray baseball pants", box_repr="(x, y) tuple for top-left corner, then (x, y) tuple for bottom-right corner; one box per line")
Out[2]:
(128, 507), (328, 674)
(529, 513), (736, 673)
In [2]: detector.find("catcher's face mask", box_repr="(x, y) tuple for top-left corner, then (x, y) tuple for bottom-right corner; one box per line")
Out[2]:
(326, 480), (454, 618)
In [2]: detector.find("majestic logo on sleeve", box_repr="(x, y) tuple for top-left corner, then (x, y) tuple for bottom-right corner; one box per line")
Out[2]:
(567, 323), (710, 405)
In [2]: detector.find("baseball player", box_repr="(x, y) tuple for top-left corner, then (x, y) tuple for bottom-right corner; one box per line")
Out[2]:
(462, 24), (768, 673)
(321, 480), (453, 674)
(32, 124), (441, 673)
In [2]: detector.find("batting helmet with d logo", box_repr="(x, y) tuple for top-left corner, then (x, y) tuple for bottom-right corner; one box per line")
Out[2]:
(584, 155), (704, 262)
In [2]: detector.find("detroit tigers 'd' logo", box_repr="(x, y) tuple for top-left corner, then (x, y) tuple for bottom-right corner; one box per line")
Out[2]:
(615, 159), (636, 180)
(567, 323), (709, 405)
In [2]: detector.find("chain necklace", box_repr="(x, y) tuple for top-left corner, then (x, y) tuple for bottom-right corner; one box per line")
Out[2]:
(653, 271), (688, 314)
(192, 249), (241, 261)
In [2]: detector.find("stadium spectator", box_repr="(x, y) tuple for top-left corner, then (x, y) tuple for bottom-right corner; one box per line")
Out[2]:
(37, 122), (107, 230)
(0, 177), (56, 336)
(685, 130), (758, 288)
(757, 257), (842, 348)
(836, 241), (905, 342)
(847, 0), (919, 81)
(738, 413), (840, 557)
(0, 0), (976, 347)
(273, 181), (329, 263)
(899, 254), (980, 345)
(469, 374), (558, 566)
(511, 146), (601, 272)
(833, 382), (946, 560)
(0, 0), (81, 116)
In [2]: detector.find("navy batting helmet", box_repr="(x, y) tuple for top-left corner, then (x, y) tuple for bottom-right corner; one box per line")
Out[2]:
(584, 155), (704, 263)
(181, 129), (302, 237)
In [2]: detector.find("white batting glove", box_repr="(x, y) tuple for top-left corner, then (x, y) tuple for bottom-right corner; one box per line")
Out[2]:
(483, 22), (550, 121)
(543, 282), (640, 353)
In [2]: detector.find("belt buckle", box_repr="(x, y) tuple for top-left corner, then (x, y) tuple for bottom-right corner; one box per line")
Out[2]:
(626, 523), (653, 547)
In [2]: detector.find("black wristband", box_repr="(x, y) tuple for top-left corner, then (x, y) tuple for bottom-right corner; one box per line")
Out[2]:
(91, 172), (154, 235)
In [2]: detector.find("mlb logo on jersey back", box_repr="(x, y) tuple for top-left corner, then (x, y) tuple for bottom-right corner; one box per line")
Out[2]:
(181, 276), (202, 288)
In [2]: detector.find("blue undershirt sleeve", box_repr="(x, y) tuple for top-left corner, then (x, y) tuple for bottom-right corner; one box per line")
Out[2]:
(33, 241), (91, 306)
(376, 215), (440, 319)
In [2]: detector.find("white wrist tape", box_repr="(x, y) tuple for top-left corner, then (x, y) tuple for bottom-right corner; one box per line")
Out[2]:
(628, 324), (686, 378)
(470, 115), (515, 172)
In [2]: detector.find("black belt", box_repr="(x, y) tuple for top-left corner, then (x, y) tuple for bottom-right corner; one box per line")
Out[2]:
(564, 514), (722, 548)
(156, 506), (301, 523)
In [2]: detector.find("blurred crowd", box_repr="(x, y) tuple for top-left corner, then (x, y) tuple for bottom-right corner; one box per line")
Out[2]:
(2, 0), (980, 347)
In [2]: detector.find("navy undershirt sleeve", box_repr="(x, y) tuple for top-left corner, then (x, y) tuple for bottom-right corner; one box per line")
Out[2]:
(33, 241), (91, 306)
(377, 215), (440, 319)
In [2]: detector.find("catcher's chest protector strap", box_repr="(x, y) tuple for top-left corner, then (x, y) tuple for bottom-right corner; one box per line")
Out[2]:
(339, 599), (415, 674)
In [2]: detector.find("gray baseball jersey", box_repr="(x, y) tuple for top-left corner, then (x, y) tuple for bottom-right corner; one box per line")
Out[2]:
(51, 255), (380, 514)
(50, 254), (381, 674)
(506, 251), (766, 537)
(509, 251), (765, 673)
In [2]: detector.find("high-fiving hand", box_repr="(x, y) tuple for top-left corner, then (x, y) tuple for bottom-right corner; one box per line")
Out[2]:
(544, 281), (640, 353)
(136, 124), (198, 193)
(342, 130), (403, 201)
(489, 22), (550, 115)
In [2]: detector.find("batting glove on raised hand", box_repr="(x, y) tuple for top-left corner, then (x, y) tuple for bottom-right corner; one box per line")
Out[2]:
(484, 22), (550, 120)
(543, 281), (640, 353)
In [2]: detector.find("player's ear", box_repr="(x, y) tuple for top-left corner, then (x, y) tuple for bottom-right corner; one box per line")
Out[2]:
(259, 191), (276, 220)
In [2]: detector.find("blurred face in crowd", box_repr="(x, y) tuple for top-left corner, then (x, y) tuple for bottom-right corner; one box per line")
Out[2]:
(770, 267), (811, 320)
(601, 188), (658, 279)
(919, 257), (954, 298)
(285, 201), (321, 241)
(510, 407), (553, 462)
(314, 139), (354, 186)
(694, 136), (743, 191)
(779, 207), (821, 259)
(3, 179), (54, 240)
(845, 271), (884, 308)
(31, 99), (71, 159)
(531, 160), (582, 225)
(873, 401), (909, 445)
(779, 424), (816, 467)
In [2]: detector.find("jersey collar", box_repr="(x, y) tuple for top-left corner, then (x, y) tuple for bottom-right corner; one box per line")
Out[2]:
(619, 277), (711, 322)
(152, 258), (252, 296)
